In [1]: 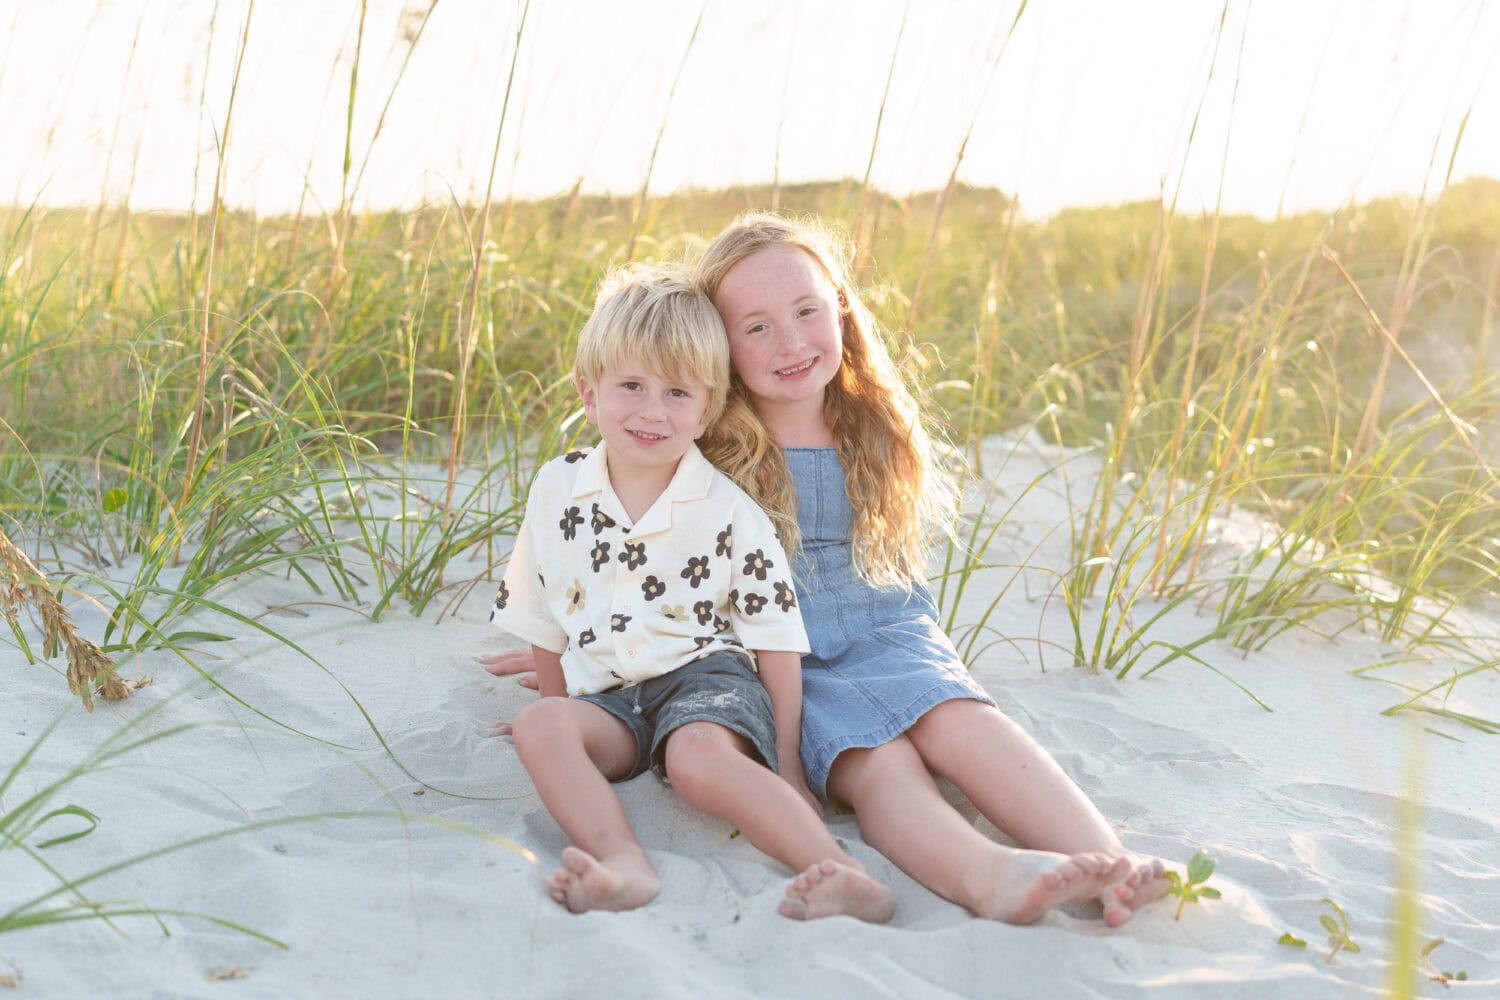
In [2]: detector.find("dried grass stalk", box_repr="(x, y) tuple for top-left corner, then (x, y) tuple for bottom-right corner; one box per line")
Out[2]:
(0, 527), (135, 711)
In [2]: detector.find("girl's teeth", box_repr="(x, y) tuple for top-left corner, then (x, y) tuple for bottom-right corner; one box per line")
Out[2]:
(778, 359), (814, 376)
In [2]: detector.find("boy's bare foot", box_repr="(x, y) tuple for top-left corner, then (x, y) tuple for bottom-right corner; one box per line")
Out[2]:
(1098, 856), (1170, 926)
(548, 846), (659, 913)
(970, 850), (1130, 925)
(777, 859), (896, 924)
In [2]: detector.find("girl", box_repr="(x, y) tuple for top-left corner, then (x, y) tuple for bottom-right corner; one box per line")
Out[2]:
(488, 213), (1166, 926)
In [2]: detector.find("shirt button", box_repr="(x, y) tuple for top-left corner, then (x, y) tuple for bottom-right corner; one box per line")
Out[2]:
(627, 649), (637, 658)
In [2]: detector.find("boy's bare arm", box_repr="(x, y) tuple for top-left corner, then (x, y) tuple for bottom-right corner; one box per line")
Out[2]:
(754, 650), (821, 815)
(532, 645), (567, 698)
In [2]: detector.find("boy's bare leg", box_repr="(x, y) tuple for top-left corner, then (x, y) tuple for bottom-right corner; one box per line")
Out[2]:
(509, 697), (658, 912)
(829, 736), (1129, 924)
(661, 722), (895, 924)
(905, 700), (1169, 925)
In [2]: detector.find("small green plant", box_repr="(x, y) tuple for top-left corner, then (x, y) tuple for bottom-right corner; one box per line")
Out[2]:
(1277, 931), (1307, 948)
(1318, 897), (1361, 963)
(1421, 937), (1468, 985)
(1164, 850), (1221, 920)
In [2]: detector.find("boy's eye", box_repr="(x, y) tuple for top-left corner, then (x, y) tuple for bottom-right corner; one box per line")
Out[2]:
(745, 322), (768, 335)
(620, 381), (641, 391)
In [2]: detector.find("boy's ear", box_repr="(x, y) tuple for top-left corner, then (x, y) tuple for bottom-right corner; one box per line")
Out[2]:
(576, 374), (598, 426)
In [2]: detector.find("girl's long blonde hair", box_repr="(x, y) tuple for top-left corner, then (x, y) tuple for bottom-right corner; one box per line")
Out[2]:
(693, 213), (956, 589)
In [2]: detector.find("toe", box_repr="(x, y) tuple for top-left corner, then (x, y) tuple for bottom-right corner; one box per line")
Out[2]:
(1102, 897), (1133, 927)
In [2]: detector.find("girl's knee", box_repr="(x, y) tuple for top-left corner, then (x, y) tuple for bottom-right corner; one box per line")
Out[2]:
(910, 701), (1025, 776)
(912, 700), (1010, 745)
(828, 735), (924, 801)
(915, 698), (987, 728)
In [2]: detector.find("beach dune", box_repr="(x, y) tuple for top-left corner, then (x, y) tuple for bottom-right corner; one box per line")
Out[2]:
(4, 441), (1496, 998)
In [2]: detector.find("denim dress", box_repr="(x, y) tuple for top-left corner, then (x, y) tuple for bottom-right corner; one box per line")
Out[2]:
(786, 448), (995, 800)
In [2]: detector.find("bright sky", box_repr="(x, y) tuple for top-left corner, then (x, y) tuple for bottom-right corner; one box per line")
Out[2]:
(2, 0), (1497, 219)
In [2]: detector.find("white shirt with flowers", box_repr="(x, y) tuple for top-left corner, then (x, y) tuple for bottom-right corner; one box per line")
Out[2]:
(491, 443), (809, 696)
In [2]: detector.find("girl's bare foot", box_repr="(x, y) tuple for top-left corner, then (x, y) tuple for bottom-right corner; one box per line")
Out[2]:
(1099, 856), (1170, 926)
(777, 859), (896, 924)
(548, 846), (660, 913)
(969, 850), (1130, 925)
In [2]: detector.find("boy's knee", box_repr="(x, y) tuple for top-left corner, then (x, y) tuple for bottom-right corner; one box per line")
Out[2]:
(662, 722), (737, 790)
(510, 698), (574, 759)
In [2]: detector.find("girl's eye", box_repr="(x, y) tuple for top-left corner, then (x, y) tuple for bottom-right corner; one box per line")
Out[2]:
(669, 388), (690, 398)
(798, 306), (818, 317)
(621, 381), (640, 391)
(745, 323), (768, 336)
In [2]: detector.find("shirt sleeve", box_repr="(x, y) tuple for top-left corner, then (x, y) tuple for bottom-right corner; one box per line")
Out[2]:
(726, 496), (810, 655)
(490, 470), (569, 654)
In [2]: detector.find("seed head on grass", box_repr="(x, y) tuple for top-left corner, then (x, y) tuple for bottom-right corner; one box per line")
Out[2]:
(0, 527), (136, 711)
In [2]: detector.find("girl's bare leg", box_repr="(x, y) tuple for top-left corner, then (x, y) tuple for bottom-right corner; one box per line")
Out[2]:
(509, 697), (658, 912)
(905, 699), (1169, 925)
(662, 723), (894, 923)
(828, 736), (1129, 924)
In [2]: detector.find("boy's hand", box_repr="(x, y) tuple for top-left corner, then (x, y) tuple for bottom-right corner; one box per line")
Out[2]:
(486, 719), (515, 738)
(477, 649), (539, 689)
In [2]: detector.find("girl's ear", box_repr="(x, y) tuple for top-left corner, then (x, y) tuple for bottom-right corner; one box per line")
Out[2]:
(576, 374), (599, 426)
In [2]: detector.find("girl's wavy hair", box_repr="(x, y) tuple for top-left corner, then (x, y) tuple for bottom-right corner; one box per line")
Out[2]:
(693, 212), (957, 589)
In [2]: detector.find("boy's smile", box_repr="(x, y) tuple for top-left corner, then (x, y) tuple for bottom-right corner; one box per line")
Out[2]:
(578, 364), (712, 491)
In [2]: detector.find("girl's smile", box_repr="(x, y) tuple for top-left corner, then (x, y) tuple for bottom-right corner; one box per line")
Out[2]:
(712, 245), (843, 422)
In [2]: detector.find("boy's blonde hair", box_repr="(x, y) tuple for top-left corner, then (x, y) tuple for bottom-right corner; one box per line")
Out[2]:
(574, 264), (731, 425)
(693, 213), (957, 589)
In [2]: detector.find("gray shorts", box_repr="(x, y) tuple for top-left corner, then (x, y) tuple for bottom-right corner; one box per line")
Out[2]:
(577, 650), (779, 782)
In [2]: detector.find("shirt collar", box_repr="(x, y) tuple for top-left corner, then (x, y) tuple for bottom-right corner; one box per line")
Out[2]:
(571, 444), (612, 499)
(569, 441), (716, 537)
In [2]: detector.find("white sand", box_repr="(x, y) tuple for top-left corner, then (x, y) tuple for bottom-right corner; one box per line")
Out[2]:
(4, 440), (1497, 998)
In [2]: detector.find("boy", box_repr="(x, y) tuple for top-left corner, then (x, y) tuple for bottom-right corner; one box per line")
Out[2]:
(491, 266), (894, 923)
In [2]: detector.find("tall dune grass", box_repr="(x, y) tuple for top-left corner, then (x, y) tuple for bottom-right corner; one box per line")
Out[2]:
(4, 180), (1498, 706)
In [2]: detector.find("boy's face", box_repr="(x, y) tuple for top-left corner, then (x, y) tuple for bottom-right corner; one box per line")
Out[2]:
(578, 361), (712, 479)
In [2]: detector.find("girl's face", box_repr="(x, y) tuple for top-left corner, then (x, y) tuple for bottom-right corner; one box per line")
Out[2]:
(712, 245), (843, 417)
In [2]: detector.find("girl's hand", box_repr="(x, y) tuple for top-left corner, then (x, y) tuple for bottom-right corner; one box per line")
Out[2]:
(779, 759), (823, 818)
(477, 648), (539, 689)
(479, 648), (539, 734)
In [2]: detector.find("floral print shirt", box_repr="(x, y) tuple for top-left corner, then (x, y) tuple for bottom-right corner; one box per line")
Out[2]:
(491, 443), (809, 696)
